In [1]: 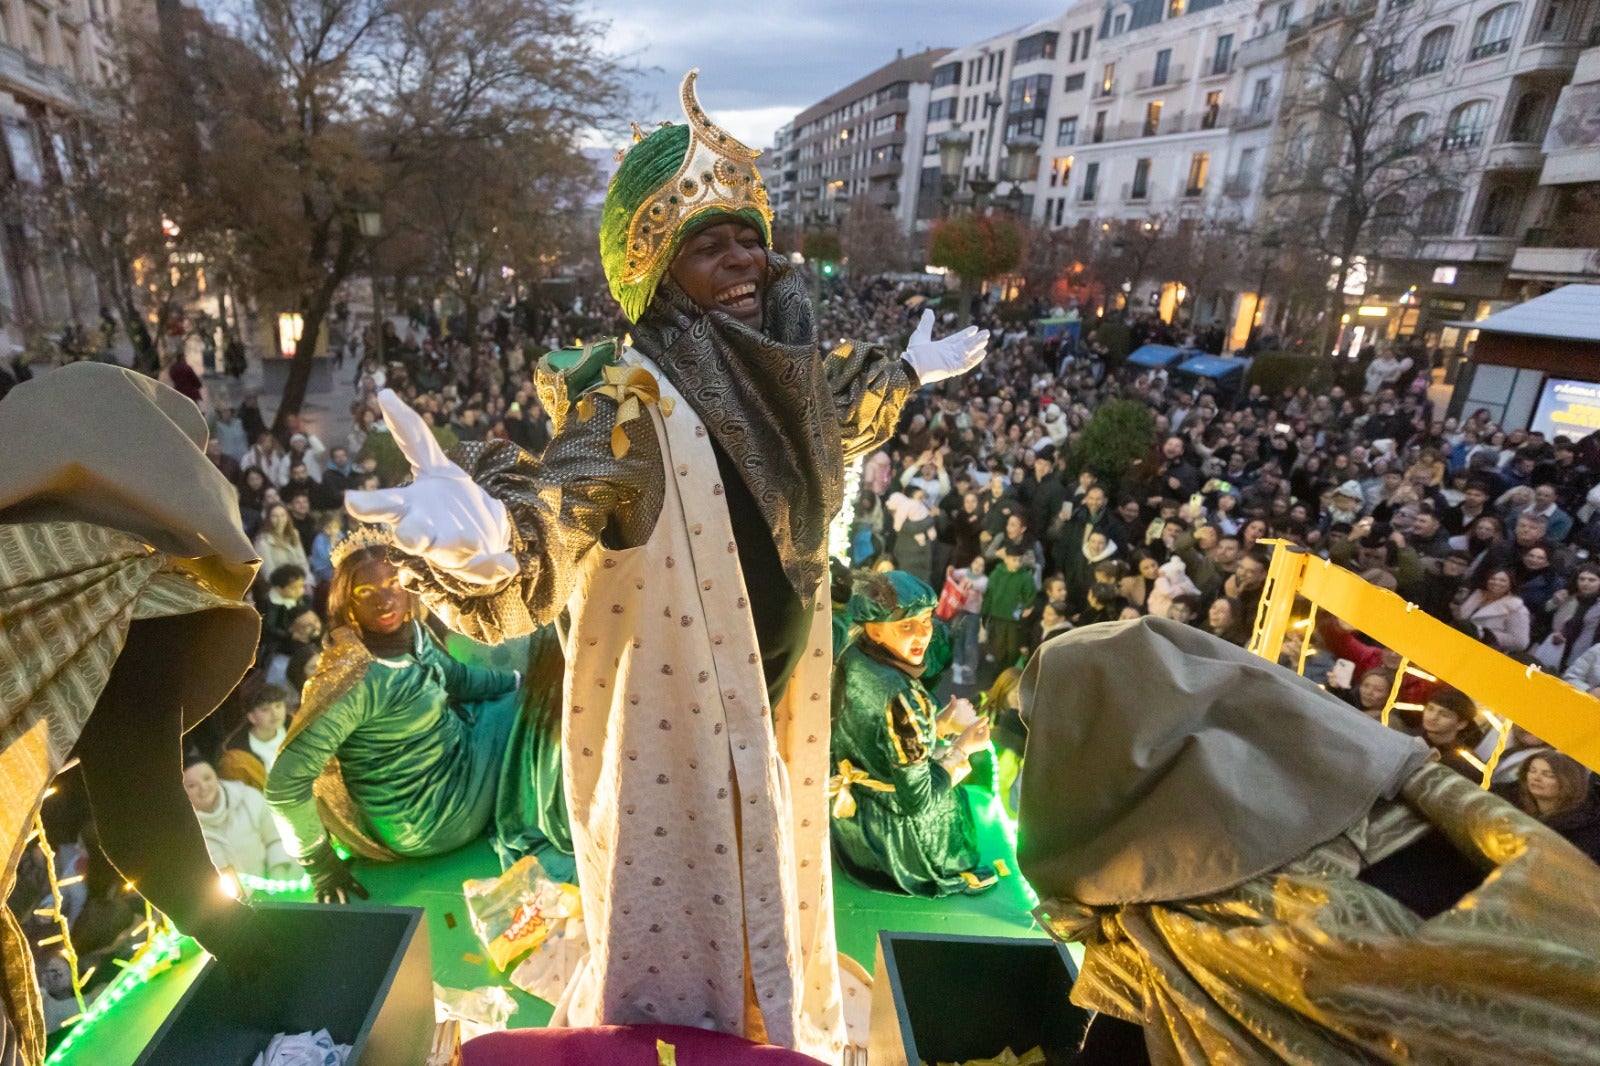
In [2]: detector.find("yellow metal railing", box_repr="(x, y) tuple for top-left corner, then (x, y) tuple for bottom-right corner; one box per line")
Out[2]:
(1249, 542), (1600, 777)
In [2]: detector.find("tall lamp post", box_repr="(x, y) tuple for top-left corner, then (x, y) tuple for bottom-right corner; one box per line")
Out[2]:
(936, 126), (972, 215)
(357, 208), (383, 365)
(1249, 228), (1282, 351)
(1000, 136), (1040, 217)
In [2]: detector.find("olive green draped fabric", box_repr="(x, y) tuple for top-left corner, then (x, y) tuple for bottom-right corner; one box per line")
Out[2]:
(829, 641), (981, 897)
(492, 626), (573, 870)
(1020, 617), (1600, 1065)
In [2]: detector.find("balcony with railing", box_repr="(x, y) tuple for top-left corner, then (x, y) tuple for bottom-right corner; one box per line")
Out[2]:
(1467, 37), (1512, 61)
(1181, 183), (1205, 199)
(1236, 27), (1290, 68)
(1091, 107), (1237, 143)
(1485, 141), (1543, 169)
(1441, 128), (1486, 150)
(1236, 101), (1277, 129)
(1134, 64), (1187, 91)
(1513, 32), (1584, 73)
(1122, 181), (1151, 202)
(1223, 174), (1253, 198)
(1200, 54), (1235, 78)
(1093, 79), (1118, 99)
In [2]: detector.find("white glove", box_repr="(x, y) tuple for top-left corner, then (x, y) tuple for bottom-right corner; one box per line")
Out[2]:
(344, 389), (518, 586)
(902, 309), (990, 385)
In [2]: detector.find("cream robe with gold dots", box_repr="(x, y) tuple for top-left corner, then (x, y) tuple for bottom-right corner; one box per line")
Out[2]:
(550, 352), (845, 1063)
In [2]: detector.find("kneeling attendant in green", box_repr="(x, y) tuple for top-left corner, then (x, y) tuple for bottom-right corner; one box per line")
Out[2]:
(266, 534), (524, 902)
(830, 570), (997, 897)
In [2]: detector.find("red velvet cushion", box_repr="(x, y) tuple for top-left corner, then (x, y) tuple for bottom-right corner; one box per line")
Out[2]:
(460, 1025), (830, 1066)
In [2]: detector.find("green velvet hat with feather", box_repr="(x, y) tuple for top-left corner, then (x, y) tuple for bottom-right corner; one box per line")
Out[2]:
(600, 70), (773, 323)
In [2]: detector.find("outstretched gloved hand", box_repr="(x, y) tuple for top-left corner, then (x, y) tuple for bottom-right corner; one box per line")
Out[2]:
(902, 309), (990, 385)
(345, 389), (518, 586)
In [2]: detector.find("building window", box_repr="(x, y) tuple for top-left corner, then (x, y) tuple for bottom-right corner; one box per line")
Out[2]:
(1276, 3), (1293, 28)
(1443, 100), (1491, 148)
(1131, 158), (1152, 199)
(1237, 147), (1257, 182)
(1211, 33), (1234, 75)
(1170, 0), (1185, 16)
(1144, 101), (1163, 136)
(1370, 193), (1407, 238)
(1201, 90), (1223, 129)
(1051, 155), (1074, 186)
(1113, 13), (1127, 33)
(1058, 116), (1078, 145)
(1418, 189), (1463, 234)
(1470, 5), (1519, 58)
(1251, 79), (1271, 115)
(1100, 62), (1116, 95)
(1186, 152), (1209, 195)
(987, 53), (999, 81)
(1477, 185), (1521, 235)
(1093, 110), (1108, 142)
(1153, 48), (1172, 85)
(1063, 73), (1086, 92)
(1397, 111), (1431, 149)
(1069, 29), (1081, 63)
(1016, 31), (1059, 64)
(928, 97), (957, 122)
(932, 62), (961, 89)
(1506, 91), (1549, 142)
(1082, 161), (1100, 201)
(1007, 74), (1053, 111)
(1415, 26), (1453, 75)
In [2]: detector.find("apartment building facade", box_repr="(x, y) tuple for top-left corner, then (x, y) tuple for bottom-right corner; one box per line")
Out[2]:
(1507, 25), (1600, 288)
(1353, 0), (1596, 338)
(0, 0), (127, 343)
(768, 48), (950, 236)
(915, 11), (1101, 227)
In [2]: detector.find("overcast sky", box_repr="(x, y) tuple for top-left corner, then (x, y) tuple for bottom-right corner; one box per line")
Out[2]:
(583, 0), (1065, 149)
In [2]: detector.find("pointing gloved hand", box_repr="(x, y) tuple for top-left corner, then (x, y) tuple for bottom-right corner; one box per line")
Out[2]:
(902, 309), (990, 385)
(344, 389), (518, 586)
(300, 839), (369, 906)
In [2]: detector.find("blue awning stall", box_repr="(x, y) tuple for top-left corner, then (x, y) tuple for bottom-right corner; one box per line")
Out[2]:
(1126, 344), (1188, 368)
(1176, 354), (1251, 380)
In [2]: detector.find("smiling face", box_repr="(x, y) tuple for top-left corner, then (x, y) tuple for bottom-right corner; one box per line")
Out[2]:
(348, 556), (409, 635)
(863, 608), (935, 666)
(667, 220), (768, 328)
(182, 761), (222, 813)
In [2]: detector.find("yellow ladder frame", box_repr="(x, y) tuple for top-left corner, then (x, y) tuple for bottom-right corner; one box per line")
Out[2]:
(1249, 542), (1600, 775)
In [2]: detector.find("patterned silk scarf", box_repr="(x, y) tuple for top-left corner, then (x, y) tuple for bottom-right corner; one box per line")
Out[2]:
(630, 253), (842, 602)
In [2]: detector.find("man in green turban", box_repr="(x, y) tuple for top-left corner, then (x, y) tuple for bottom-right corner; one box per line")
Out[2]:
(346, 71), (990, 1061)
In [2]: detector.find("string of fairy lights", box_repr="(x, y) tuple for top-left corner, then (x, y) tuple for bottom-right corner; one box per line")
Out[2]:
(26, 782), (315, 1062)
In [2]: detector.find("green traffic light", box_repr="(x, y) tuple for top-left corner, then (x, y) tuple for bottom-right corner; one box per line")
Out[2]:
(821, 262), (835, 276)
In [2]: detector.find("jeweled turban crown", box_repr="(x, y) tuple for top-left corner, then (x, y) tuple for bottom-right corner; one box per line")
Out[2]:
(600, 70), (774, 323)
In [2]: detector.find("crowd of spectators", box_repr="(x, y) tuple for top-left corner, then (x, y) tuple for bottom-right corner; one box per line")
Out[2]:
(829, 278), (1600, 864)
(12, 273), (1600, 1039)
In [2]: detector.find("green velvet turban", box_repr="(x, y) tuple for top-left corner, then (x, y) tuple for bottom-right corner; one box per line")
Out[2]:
(847, 570), (938, 625)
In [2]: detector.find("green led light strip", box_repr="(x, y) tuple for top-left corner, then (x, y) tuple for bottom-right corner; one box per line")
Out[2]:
(44, 927), (191, 1064)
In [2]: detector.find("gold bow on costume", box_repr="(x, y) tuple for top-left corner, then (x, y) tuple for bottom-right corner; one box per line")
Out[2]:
(827, 759), (895, 819)
(575, 364), (675, 458)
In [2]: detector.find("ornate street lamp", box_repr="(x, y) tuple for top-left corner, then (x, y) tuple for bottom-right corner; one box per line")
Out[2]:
(357, 208), (384, 363)
(937, 127), (972, 211)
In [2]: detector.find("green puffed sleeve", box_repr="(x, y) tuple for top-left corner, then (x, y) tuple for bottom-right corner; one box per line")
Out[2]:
(264, 675), (373, 859)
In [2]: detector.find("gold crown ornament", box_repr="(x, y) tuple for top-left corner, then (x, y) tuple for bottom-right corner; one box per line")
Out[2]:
(619, 70), (773, 288)
(329, 524), (397, 571)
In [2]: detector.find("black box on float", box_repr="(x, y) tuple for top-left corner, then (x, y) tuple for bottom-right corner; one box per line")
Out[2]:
(867, 931), (1090, 1066)
(134, 902), (434, 1066)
